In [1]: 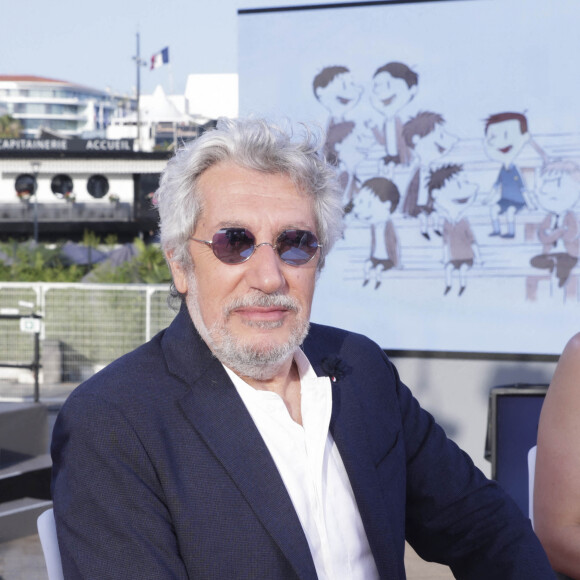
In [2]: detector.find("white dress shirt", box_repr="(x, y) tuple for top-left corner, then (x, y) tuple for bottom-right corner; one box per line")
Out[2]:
(224, 349), (379, 580)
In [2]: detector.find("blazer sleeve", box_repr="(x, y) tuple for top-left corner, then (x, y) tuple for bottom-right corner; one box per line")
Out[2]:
(392, 359), (555, 579)
(51, 392), (189, 580)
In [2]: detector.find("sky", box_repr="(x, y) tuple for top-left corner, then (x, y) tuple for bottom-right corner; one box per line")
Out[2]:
(3, 0), (342, 97)
(3, 0), (243, 96)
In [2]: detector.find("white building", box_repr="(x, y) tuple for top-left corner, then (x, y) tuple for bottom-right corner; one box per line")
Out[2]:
(107, 85), (214, 151)
(0, 73), (239, 239)
(0, 75), (135, 139)
(185, 74), (238, 120)
(107, 73), (239, 152)
(0, 139), (170, 241)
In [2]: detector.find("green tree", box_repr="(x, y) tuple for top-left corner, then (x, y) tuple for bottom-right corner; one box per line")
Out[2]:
(0, 241), (84, 282)
(132, 238), (171, 283)
(84, 238), (170, 284)
(0, 236), (170, 284)
(0, 115), (22, 138)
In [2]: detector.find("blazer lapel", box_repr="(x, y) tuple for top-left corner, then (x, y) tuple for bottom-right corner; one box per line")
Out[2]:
(162, 307), (317, 580)
(307, 337), (403, 579)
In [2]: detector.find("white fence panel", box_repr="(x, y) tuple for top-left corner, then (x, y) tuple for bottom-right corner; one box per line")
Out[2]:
(0, 283), (176, 401)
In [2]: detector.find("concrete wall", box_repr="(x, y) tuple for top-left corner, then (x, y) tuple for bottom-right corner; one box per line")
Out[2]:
(388, 353), (559, 477)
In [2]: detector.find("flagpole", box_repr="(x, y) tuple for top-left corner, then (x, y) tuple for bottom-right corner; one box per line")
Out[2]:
(133, 32), (146, 151)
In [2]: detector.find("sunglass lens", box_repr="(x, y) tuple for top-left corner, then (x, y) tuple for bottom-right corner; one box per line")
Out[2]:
(277, 230), (319, 265)
(212, 228), (255, 264)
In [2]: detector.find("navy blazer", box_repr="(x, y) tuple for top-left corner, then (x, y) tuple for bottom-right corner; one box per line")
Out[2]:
(51, 305), (554, 579)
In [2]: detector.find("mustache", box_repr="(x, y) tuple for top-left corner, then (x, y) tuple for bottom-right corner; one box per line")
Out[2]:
(224, 293), (299, 317)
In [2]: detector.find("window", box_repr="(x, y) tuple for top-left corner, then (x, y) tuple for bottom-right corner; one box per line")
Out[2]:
(51, 174), (74, 199)
(87, 174), (109, 198)
(46, 119), (77, 131)
(28, 89), (53, 98)
(23, 103), (49, 114)
(46, 104), (79, 115)
(21, 119), (42, 130)
(15, 174), (37, 196)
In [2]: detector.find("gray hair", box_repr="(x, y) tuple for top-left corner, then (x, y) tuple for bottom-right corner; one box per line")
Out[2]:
(155, 117), (344, 271)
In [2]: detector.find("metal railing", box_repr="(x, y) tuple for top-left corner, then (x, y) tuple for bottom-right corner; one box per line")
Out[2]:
(0, 282), (177, 401)
(0, 310), (42, 400)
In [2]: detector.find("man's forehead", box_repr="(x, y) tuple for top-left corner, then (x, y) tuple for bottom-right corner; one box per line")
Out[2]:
(196, 164), (315, 225)
(197, 167), (307, 199)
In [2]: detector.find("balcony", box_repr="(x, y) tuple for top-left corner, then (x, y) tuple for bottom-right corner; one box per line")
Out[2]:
(0, 202), (132, 223)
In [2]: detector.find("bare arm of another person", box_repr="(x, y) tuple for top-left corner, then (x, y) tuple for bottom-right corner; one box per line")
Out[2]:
(535, 333), (580, 578)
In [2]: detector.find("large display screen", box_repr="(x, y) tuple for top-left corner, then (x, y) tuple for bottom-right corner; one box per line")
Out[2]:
(239, 0), (580, 354)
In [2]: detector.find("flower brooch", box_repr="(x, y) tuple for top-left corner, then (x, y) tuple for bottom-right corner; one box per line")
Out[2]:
(320, 355), (348, 383)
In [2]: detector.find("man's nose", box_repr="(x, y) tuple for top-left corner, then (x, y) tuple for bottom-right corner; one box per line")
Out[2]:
(244, 243), (286, 294)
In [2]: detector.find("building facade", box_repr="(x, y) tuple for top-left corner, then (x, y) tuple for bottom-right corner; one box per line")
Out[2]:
(0, 139), (170, 241)
(0, 75), (135, 139)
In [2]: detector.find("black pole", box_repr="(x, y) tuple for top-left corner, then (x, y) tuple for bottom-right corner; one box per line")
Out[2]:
(133, 33), (146, 151)
(32, 162), (40, 245)
(33, 330), (40, 403)
(136, 33), (141, 149)
(33, 193), (38, 244)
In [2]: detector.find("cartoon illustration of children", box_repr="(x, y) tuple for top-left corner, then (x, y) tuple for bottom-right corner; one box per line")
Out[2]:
(401, 111), (458, 240)
(313, 66), (362, 131)
(483, 112), (537, 238)
(529, 160), (580, 289)
(352, 177), (401, 289)
(429, 164), (481, 296)
(368, 62), (418, 166)
(313, 66), (363, 198)
(324, 120), (359, 209)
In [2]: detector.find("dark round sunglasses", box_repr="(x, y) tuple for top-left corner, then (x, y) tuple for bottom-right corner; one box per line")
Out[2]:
(190, 228), (321, 266)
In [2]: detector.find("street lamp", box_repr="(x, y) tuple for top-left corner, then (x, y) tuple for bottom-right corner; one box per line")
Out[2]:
(31, 161), (40, 245)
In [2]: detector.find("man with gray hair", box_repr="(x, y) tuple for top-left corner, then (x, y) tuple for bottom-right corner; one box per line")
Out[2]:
(52, 117), (554, 579)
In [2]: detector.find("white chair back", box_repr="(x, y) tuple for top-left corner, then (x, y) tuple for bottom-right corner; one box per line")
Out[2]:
(528, 445), (537, 529)
(37, 508), (64, 580)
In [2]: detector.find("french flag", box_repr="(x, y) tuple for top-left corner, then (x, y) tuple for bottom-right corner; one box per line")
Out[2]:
(151, 47), (169, 70)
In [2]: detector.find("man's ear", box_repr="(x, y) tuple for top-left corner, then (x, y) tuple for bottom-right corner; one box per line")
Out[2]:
(166, 250), (189, 295)
(409, 85), (418, 101)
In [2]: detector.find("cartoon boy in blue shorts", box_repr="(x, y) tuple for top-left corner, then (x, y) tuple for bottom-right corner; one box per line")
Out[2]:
(484, 112), (535, 238)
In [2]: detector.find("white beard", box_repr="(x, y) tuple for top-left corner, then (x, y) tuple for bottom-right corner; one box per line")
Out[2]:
(184, 269), (309, 381)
